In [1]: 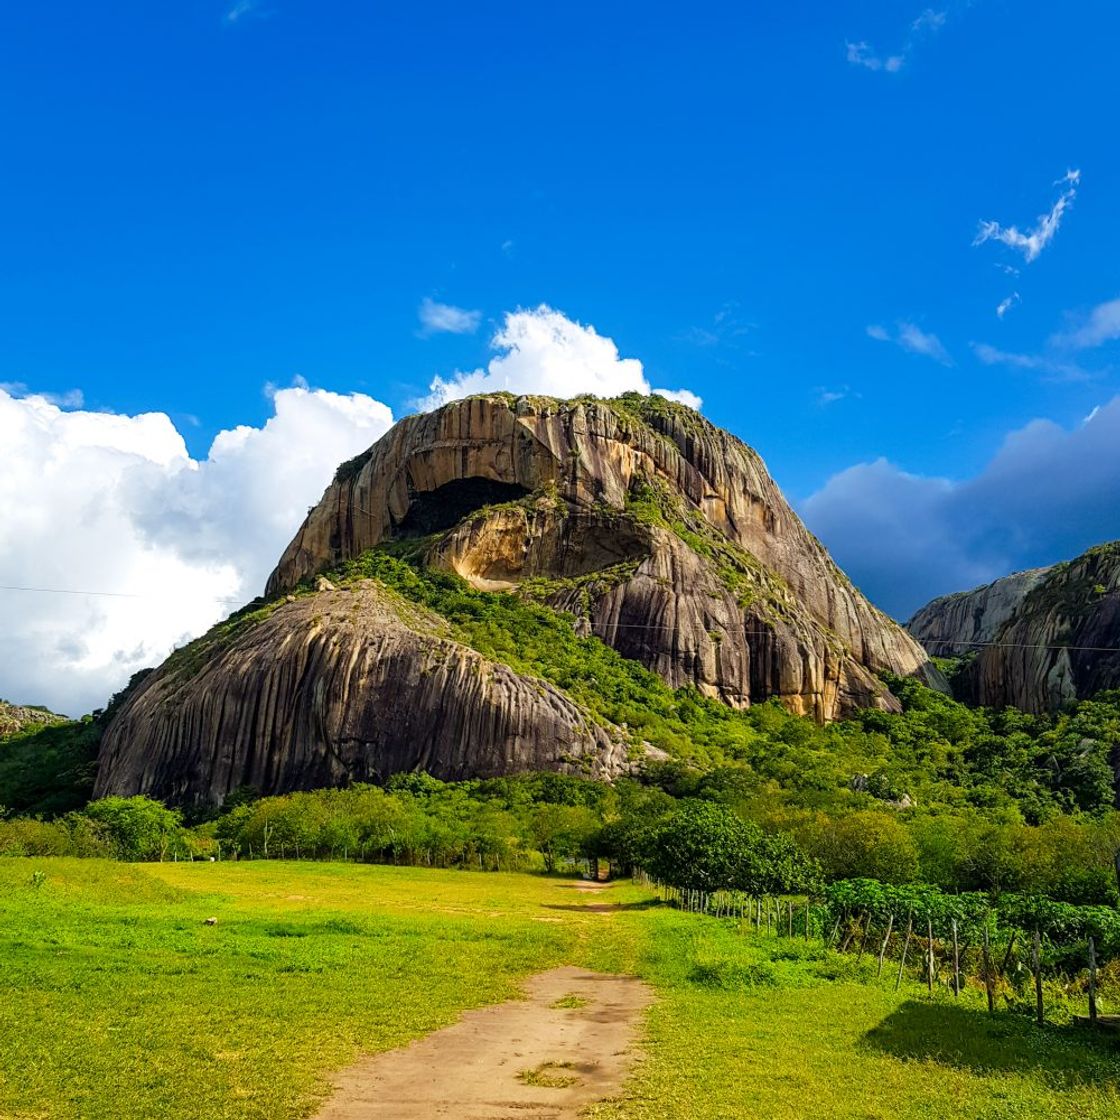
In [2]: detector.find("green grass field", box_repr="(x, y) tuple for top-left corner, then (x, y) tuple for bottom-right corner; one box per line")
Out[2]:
(2, 859), (1118, 1120)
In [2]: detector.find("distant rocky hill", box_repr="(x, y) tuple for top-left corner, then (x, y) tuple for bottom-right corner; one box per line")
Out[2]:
(0, 701), (67, 738)
(96, 393), (941, 806)
(908, 542), (1120, 711)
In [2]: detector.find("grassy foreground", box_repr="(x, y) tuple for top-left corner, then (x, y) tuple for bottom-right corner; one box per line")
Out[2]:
(1, 860), (1118, 1120)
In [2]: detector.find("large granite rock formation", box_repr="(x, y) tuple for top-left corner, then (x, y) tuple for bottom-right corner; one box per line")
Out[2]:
(908, 542), (1120, 711)
(97, 394), (940, 805)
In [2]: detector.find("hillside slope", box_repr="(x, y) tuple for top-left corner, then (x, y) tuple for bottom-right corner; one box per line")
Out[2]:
(97, 393), (940, 805)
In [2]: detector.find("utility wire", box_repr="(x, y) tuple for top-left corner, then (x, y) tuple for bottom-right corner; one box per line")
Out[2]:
(0, 584), (246, 605)
(1, 582), (1117, 654)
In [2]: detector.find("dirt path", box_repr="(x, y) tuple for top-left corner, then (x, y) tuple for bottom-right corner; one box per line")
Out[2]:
(313, 965), (652, 1119)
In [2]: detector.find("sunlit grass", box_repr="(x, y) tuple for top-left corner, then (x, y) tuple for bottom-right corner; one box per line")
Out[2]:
(2, 859), (1119, 1120)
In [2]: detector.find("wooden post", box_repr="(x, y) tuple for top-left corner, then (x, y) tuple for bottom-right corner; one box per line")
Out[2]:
(1000, 930), (1017, 975)
(856, 913), (870, 964)
(896, 912), (913, 991)
(952, 919), (960, 998)
(877, 912), (894, 979)
(982, 924), (995, 1014)
(927, 918), (935, 996)
(1088, 936), (1098, 1027)
(1032, 929), (1044, 1026)
(788, 899), (793, 938)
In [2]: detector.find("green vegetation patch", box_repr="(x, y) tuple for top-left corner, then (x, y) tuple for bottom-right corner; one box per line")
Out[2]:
(6, 859), (1119, 1120)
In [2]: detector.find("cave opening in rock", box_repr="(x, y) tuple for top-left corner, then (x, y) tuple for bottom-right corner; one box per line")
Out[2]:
(395, 477), (531, 537)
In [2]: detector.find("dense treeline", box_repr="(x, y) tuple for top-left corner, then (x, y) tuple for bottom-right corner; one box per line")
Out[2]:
(5, 766), (1118, 911)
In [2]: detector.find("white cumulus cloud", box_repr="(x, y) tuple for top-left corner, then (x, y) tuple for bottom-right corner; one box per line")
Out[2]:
(973, 170), (1080, 263)
(0, 384), (393, 716)
(420, 305), (702, 411)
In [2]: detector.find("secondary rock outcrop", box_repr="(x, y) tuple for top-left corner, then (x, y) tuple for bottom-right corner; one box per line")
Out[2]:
(98, 393), (940, 805)
(95, 584), (627, 805)
(908, 542), (1120, 711)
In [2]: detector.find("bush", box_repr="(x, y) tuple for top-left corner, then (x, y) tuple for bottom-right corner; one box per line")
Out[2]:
(81, 797), (183, 861)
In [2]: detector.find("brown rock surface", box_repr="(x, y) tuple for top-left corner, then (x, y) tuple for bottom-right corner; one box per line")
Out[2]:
(269, 394), (937, 719)
(908, 542), (1120, 711)
(98, 394), (941, 805)
(95, 583), (625, 803)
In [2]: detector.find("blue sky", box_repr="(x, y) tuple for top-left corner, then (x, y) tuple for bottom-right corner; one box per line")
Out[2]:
(3, 1), (1120, 711)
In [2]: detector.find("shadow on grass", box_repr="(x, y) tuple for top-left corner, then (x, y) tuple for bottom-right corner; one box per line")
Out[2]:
(863, 1000), (1120, 1088)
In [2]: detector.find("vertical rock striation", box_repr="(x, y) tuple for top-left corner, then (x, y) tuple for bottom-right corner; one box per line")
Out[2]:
(908, 542), (1120, 712)
(98, 393), (942, 805)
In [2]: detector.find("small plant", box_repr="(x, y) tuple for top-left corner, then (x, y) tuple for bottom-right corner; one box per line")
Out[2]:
(518, 1061), (579, 1088)
(27, 869), (47, 890)
(550, 993), (589, 1009)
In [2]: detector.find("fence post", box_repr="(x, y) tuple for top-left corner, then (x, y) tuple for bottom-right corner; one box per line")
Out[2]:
(896, 912), (913, 991)
(1032, 929), (1044, 1027)
(982, 924), (995, 1014)
(1088, 936), (1098, 1027)
(877, 913), (894, 979)
(927, 918), (935, 996)
(952, 919), (960, 998)
(856, 913), (870, 964)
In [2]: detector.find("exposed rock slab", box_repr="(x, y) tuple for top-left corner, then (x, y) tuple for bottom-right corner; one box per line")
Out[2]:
(908, 542), (1120, 712)
(95, 584), (625, 804)
(908, 568), (1050, 657)
(99, 394), (943, 805)
(269, 395), (937, 720)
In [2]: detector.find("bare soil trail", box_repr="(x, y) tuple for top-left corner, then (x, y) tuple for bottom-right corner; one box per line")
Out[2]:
(312, 961), (652, 1119)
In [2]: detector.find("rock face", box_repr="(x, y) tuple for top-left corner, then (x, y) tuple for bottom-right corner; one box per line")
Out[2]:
(907, 568), (1051, 657)
(98, 393), (940, 805)
(908, 543), (1120, 711)
(96, 585), (626, 804)
(269, 395), (937, 715)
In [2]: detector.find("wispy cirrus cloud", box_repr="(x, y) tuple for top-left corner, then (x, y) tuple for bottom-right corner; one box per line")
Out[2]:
(417, 297), (482, 337)
(846, 7), (947, 73)
(678, 302), (753, 349)
(816, 385), (859, 407)
(996, 293), (1020, 319)
(867, 321), (953, 366)
(224, 0), (267, 24)
(973, 170), (1080, 264)
(971, 342), (1090, 383)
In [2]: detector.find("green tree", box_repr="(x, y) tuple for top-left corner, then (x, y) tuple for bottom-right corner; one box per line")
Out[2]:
(81, 796), (182, 860)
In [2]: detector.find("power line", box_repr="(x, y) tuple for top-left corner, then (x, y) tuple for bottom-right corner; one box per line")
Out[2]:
(0, 584), (245, 605)
(3, 582), (1117, 655)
